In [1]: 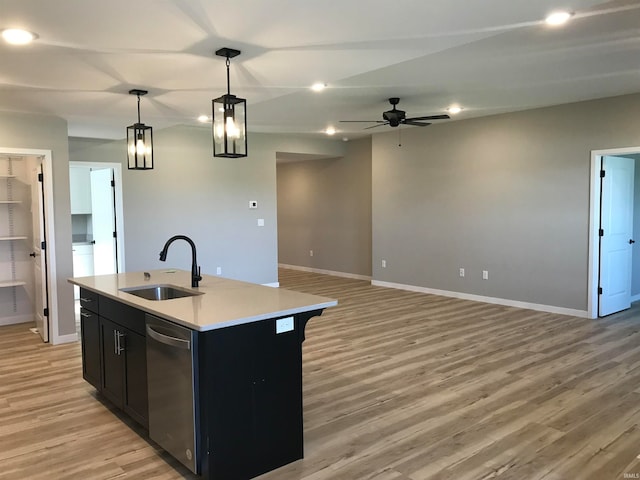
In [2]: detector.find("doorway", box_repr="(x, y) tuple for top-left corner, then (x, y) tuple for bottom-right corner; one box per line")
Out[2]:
(0, 148), (57, 343)
(69, 162), (125, 300)
(588, 147), (640, 318)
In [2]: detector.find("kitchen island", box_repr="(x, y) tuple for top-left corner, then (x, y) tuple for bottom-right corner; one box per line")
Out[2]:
(69, 269), (337, 480)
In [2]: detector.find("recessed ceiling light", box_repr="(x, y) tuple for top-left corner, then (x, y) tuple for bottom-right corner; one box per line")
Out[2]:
(311, 82), (327, 92)
(1, 28), (37, 45)
(325, 126), (336, 135)
(197, 115), (210, 123)
(545, 11), (573, 26)
(447, 106), (463, 114)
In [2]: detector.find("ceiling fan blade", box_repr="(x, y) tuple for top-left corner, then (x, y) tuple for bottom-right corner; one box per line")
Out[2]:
(406, 114), (450, 121)
(363, 122), (389, 130)
(339, 120), (385, 123)
(403, 120), (432, 127)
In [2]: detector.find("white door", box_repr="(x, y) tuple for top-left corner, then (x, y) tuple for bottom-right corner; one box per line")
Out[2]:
(90, 168), (117, 275)
(599, 155), (635, 316)
(30, 163), (49, 342)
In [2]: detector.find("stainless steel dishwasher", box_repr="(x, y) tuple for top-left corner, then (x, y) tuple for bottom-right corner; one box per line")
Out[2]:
(145, 314), (199, 474)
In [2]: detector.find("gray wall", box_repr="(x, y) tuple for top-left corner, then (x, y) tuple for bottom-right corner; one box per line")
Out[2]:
(0, 110), (75, 337)
(70, 126), (345, 285)
(277, 137), (372, 276)
(373, 93), (640, 311)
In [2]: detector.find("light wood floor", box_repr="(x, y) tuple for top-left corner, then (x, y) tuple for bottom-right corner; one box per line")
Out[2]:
(2, 269), (640, 479)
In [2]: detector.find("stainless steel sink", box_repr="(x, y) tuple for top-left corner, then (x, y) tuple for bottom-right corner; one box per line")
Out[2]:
(120, 284), (203, 301)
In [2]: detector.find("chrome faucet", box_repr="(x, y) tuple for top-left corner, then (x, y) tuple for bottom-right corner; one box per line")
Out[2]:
(159, 235), (202, 287)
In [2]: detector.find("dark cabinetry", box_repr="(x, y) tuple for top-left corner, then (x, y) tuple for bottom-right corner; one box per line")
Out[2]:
(79, 291), (101, 390)
(79, 288), (148, 428)
(100, 317), (124, 405)
(122, 328), (148, 424)
(198, 311), (320, 480)
(77, 285), (326, 479)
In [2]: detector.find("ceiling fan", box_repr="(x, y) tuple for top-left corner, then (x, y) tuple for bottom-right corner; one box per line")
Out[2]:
(340, 97), (450, 130)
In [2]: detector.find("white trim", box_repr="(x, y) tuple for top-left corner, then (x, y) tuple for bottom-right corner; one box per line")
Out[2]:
(0, 314), (34, 326)
(631, 294), (640, 303)
(371, 280), (588, 318)
(279, 264), (372, 281)
(588, 146), (640, 319)
(70, 161), (125, 273)
(0, 148), (60, 344)
(263, 282), (280, 288)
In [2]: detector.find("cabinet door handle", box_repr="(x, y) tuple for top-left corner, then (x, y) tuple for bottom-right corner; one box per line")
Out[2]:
(80, 297), (92, 302)
(114, 330), (118, 355)
(115, 331), (125, 355)
(80, 312), (91, 318)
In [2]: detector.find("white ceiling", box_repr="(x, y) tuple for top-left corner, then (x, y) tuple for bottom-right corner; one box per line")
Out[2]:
(0, 0), (638, 140)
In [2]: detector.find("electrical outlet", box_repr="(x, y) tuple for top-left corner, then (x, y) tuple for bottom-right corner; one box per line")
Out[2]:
(459, 268), (465, 277)
(381, 259), (387, 268)
(482, 270), (489, 280)
(216, 266), (222, 275)
(309, 250), (314, 257)
(276, 316), (294, 334)
(257, 218), (264, 226)
(249, 200), (258, 209)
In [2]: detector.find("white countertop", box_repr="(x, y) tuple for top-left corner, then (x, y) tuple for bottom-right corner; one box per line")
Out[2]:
(68, 269), (337, 332)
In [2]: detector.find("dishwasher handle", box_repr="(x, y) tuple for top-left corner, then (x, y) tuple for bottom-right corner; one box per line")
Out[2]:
(146, 324), (191, 350)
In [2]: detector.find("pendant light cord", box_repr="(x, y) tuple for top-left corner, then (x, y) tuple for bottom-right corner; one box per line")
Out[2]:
(136, 93), (141, 124)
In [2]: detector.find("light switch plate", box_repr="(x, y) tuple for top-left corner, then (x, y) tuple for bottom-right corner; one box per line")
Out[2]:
(276, 316), (294, 334)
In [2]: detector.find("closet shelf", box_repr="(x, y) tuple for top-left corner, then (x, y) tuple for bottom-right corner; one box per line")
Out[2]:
(0, 200), (21, 204)
(0, 236), (28, 241)
(0, 280), (27, 288)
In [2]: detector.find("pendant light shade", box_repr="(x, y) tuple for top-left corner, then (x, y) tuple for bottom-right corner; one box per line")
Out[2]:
(212, 48), (247, 158)
(127, 89), (154, 170)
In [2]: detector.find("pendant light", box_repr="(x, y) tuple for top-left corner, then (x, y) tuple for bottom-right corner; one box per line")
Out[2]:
(127, 89), (154, 170)
(212, 47), (247, 158)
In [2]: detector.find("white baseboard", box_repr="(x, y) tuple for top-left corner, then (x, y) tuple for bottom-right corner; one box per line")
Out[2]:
(52, 332), (78, 345)
(263, 282), (280, 288)
(0, 314), (34, 326)
(371, 280), (589, 318)
(631, 294), (640, 303)
(279, 264), (372, 281)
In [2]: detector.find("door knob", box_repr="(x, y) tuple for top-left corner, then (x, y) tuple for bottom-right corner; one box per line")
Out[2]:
(630, 239), (636, 245)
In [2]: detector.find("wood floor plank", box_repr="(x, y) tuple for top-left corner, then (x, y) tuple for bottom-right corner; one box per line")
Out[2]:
(2, 268), (640, 479)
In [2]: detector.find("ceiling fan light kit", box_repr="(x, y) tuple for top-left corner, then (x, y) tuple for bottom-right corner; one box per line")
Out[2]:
(212, 47), (247, 158)
(126, 89), (154, 170)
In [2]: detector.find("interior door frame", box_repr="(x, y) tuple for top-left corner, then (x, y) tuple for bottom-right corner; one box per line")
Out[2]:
(588, 146), (640, 319)
(69, 161), (125, 273)
(0, 147), (58, 341)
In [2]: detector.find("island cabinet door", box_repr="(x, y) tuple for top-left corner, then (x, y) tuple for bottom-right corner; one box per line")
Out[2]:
(198, 316), (304, 480)
(122, 329), (148, 428)
(98, 316), (149, 427)
(100, 317), (124, 409)
(80, 308), (101, 390)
